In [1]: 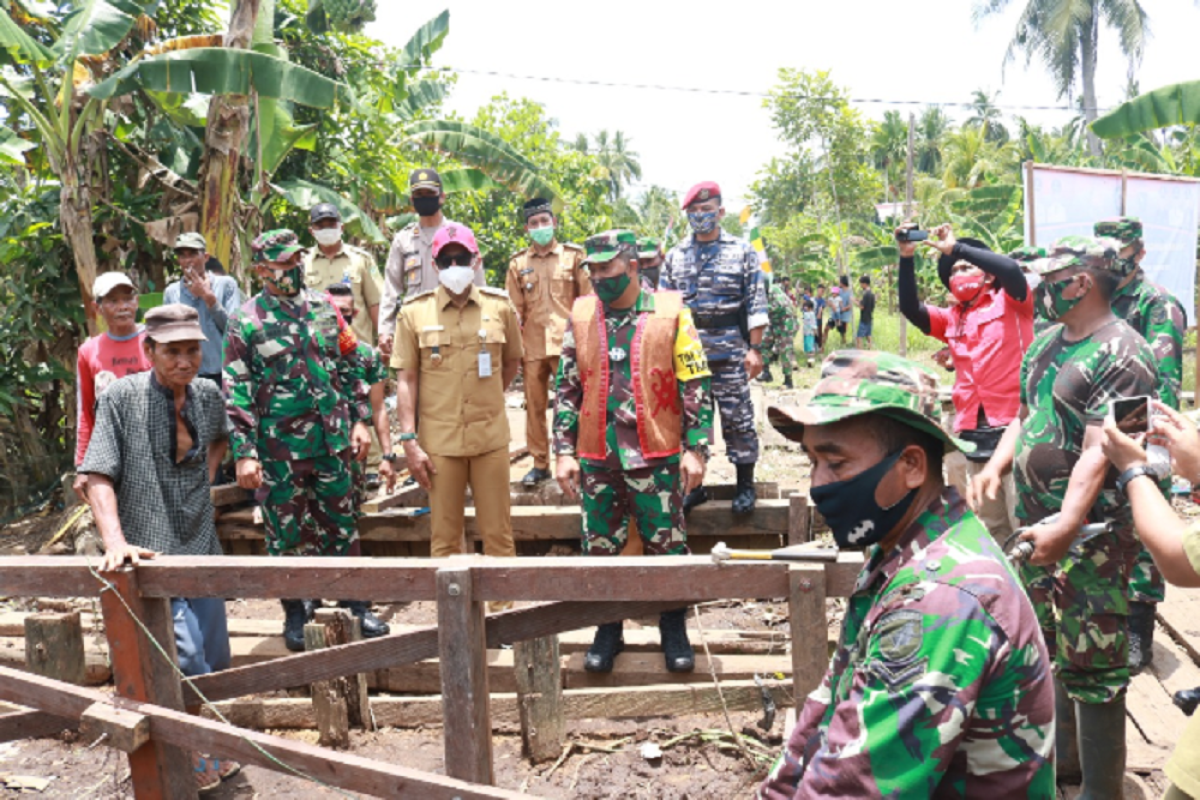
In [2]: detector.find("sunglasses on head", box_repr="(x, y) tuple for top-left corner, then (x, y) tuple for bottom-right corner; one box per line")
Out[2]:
(436, 252), (473, 268)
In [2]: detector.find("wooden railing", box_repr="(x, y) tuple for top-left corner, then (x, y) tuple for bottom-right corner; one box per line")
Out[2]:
(0, 547), (863, 798)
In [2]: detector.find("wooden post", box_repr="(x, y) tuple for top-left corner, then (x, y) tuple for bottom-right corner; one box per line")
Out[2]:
(437, 565), (493, 785)
(98, 568), (193, 799)
(24, 611), (85, 685)
(313, 608), (373, 731)
(1025, 160), (1038, 248)
(787, 563), (827, 715)
(512, 635), (563, 763)
(303, 620), (351, 749)
(899, 112), (915, 356)
(787, 494), (810, 546)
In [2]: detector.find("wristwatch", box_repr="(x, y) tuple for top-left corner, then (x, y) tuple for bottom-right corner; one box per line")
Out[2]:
(1116, 464), (1156, 497)
(381, 453), (399, 463)
(397, 432), (418, 443)
(749, 343), (764, 353)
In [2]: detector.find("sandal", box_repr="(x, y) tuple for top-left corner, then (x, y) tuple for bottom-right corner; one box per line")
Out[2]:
(193, 755), (220, 794)
(214, 758), (242, 781)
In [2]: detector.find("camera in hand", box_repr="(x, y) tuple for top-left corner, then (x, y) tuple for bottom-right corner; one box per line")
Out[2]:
(896, 229), (929, 243)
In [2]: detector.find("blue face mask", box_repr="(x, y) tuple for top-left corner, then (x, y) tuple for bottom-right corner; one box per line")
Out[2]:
(809, 449), (917, 550)
(687, 210), (719, 235)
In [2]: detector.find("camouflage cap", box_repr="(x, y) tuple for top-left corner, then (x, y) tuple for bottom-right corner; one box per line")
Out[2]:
(1007, 245), (1046, 263)
(767, 350), (974, 454)
(251, 229), (307, 264)
(1093, 216), (1142, 246)
(583, 229), (638, 264)
(1035, 235), (1119, 276)
(637, 237), (661, 259)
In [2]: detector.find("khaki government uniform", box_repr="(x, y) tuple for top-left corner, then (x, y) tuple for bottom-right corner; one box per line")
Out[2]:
(505, 241), (590, 470)
(304, 244), (383, 346)
(380, 219), (484, 341)
(392, 285), (523, 557)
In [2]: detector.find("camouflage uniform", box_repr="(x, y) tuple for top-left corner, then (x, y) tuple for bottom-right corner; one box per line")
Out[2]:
(759, 352), (1055, 798)
(761, 278), (798, 380)
(1009, 246), (1057, 337)
(349, 341), (388, 508)
(225, 232), (370, 558)
(555, 234), (713, 554)
(1015, 239), (1159, 704)
(1096, 217), (1188, 607)
(660, 230), (767, 464)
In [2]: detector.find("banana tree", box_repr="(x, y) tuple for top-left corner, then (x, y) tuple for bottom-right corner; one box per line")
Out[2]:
(0, 0), (163, 334)
(1092, 80), (1200, 175)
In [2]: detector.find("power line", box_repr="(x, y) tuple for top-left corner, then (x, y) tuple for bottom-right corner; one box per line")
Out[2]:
(438, 66), (1110, 115)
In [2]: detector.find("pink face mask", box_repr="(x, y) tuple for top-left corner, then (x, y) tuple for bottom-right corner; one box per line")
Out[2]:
(949, 272), (987, 304)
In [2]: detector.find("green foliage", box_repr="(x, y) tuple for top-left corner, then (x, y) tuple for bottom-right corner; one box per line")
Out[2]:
(1092, 81), (1200, 139)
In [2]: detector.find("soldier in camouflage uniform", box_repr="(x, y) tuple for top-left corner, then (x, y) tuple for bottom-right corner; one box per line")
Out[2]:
(636, 237), (664, 290)
(660, 181), (768, 515)
(1094, 216), (1187, 672)
(759, 273), (798, 388)
(555, 230), (713, 674)
(1008, 245), (1054, 336)
(972, 235), (1158, 794)
(225, 230), (388, 651)
(759, 351), (1055, 798)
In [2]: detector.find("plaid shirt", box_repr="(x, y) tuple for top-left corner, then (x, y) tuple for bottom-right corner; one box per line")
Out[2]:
(80, 372), (227, 556)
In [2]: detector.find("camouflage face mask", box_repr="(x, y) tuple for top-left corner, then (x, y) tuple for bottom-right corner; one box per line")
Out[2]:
(1034, 273), (1088, 322)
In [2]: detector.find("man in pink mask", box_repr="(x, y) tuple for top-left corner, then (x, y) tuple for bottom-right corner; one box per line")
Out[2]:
(895, 222), (1035, 546)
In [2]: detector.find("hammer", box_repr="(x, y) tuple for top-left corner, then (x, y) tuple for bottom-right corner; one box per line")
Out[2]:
(711, 541), (839, 564)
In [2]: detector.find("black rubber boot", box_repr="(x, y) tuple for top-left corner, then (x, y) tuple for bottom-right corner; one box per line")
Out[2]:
(1127, 600), (1155, 674)
(1077, 696), (1127, 799)
(281, 600), (311, 653)
(522, 467), (551, 488)
(1055, 678), (1081, 784)
(682, 486), (709, 515)
(759, 366), (774, 383)
(1175, 686), (1200, 716)
(584, 622), (624, 673)
(731, 463), (757, 515)
(659, 608), (695, 673)
(339, 600), (390, 638)
(783, 373), (794, 389)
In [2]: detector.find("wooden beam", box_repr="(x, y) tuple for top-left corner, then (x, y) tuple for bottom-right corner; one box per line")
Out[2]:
(512, 635), (563, 763)
(24, 611), (86, 685)
(0, 557), (101, 598)
(99, 568), (193, 799)
(314, 608), (372, 731)
(210, 483), (251, 508)
(0, 709), (72, 742)
(303, 621), (351, 749)
(0, 666), (532, 800)
(788, 564), (828, 713)
(183, 600), (678, 706)
(562, 652), (793, 689)
(206, 680), (795, 730)
(437, 565), (494, 786)
(80, 701), (150, 753)
(787, 494), (810, 546)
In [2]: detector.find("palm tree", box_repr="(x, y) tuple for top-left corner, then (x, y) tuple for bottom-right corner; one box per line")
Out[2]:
(916, 106), (951, 175)
(593, 129), (642, 200)
(571, 132), (589, 153)
(871, 110), (909, 201)
(941, 126), (1017, 189)
(966, 89), (1009, 143)
(974, 0), (1150, 156)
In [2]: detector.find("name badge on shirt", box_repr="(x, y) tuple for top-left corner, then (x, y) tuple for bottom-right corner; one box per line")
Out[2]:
(478, 350), (492, 378)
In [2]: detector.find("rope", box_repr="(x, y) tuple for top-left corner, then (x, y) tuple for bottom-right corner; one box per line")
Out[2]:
(83, 555), (362, 799)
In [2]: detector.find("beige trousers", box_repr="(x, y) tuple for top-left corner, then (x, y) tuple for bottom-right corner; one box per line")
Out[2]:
(428, 446), (515, 558)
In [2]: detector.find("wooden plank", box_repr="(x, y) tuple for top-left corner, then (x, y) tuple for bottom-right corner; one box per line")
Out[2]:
(512, 635), (563, 763)
(788, 564), (827, 712)
(787, 494), (810, 546)
(0, 666), (532, 800)
(99, 568), (193, 799)
(313, 608), (372, 731)
(362, 443), (527, 514)
(210, 483), (251, 508)
(1156, 588), (1200, 663)
(80, 701), (150, 753)
(1148, 624), (1200, 702)
(0, 709), (73, 742)
(303, 621), (350, 749)
(206, 680), (795, 730)
(1127, 669), (1189, 750)
(562, 652), (792, 689)
(24, 611), (86, 685)
(437, 565), (494, 785)
(0, 557), (101, 598)
(0, 636), (110, 685)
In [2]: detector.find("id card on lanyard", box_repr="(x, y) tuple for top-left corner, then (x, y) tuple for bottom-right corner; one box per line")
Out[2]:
(477, 328), (492, 377)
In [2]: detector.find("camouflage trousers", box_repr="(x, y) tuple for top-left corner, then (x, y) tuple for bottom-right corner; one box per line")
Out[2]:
(259, 453), (361, 557)
(710, 357), (759, 465)
(1020, 526), (1139, 704)
(580, 461), (688, 555)
(762, 329), (797, 378)
(1130, 546), (1166, 604)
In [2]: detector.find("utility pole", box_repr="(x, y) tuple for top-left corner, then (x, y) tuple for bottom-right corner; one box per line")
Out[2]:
(899, 113), (915, 357)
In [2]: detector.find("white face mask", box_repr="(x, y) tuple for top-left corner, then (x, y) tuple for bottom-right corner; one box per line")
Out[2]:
(313, 225), (342, 247)
(439, 265), (475, 295)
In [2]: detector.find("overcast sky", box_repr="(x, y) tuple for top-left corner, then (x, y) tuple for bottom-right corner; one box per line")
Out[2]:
(367, 0), (1200, 210)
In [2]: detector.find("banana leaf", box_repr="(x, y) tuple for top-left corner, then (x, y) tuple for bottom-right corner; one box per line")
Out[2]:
(89, 47), (353, 108)
(52, 0), (145, 62)
(273, 179), (385, 244)
(0, 126), (34, 164)
(394, 9), (448, 96)
(394, 78), (446, 119)
(255, 96), (317, 179)
(438, 167), (502, 194)
(0, 6), (53, 67)
(1092, 81), (1200, 139)
(402, 119), (558, 200)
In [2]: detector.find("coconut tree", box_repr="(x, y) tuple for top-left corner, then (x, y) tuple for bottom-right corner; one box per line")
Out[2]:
(966, 88), (1009, 143)
(974, 0), (1150, 157)
(941, 126), (1018, 189)
(592, 129), (642, 200)
(871, 110), (909, 201)
(916, 105), (952, 175)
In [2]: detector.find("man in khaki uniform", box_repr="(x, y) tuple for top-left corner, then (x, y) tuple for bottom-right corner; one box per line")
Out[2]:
(380, 168), (482, 358)
(505, 198), (591, 488)
(304, 203), (382, 346)
(393, 223), (523, 558)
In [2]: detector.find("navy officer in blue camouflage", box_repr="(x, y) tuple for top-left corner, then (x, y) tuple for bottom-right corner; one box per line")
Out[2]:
(660, 181), (768, 514)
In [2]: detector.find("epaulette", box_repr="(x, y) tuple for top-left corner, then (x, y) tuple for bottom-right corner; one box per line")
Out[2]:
(480, 286), (510, 298)
(562, 242), (585, 252)
(509, 246), (530, 262)
(401, 289), (436, 305)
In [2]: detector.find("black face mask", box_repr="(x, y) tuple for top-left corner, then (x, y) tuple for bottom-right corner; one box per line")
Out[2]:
(809, 449), (917, 550)
(413, 195), (441, 217)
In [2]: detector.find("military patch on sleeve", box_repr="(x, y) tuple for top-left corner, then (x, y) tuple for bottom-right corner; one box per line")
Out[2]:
(867, 609), (927, 690)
